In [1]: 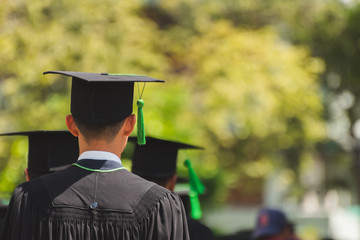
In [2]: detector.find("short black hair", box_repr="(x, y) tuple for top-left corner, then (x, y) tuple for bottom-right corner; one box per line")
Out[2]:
(73, 117), (124, 142)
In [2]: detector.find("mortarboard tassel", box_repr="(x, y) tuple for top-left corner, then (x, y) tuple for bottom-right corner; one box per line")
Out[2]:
(137, 99), (146, 145)
(184, 159), (206, 219)
(136, 82), (147, 145)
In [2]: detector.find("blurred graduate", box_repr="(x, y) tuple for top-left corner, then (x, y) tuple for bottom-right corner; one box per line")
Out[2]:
(0, 130), (79, 233)
(130, 136), (214, 240)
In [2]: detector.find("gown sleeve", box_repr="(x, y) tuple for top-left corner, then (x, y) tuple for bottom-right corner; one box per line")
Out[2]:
(0, 180), (47, 240)
(1, 183), (30, 239)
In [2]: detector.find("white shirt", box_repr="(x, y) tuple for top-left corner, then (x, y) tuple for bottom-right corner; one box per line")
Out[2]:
(78, 151), (121, 163)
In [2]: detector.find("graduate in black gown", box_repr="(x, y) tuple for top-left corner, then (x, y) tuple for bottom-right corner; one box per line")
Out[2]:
(130, 136), (214, 240)
(0, 130), (79, 181)
(1, 71), (189, 239)
(0, 130), (79, 234)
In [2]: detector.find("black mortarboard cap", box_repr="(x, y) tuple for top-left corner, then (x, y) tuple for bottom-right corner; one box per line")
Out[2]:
(0, 131), (79, 175)
(43, 71), (164, 123)
(129, 136), (202, 178)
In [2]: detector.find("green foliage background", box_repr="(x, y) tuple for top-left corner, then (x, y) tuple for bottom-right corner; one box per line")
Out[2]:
(0, 0), (358, 214)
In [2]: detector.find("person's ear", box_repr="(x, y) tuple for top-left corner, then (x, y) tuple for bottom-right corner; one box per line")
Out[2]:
(24, 168), (30, 181)
(166, 175), (177, 192)
(122, 114), (136, 136)
(65, 115), (79, 137)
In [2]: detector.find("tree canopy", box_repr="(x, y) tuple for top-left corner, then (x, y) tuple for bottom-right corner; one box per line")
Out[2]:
(0, 0), (355, 210)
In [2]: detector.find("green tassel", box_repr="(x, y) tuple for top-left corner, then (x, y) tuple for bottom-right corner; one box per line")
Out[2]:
(184, 159), (205, 219)
(184, 159), (205, 194)
(137, 99), (146, 145)
(189, 191), (202, 219)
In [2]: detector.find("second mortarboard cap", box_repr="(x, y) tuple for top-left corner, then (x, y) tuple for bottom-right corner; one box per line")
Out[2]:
(0, 131), (79, 177)
(43, 71), (164, 145)
(129, 136), (202, 178)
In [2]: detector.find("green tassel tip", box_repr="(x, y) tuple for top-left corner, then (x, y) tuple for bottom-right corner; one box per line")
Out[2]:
(137, 99), (146, 145)
(189, 191), (202, 219)
(184, 159), (205, 220)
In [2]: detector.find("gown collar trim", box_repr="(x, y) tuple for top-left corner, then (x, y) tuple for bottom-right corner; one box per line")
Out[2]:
(74, 151), (124, 172)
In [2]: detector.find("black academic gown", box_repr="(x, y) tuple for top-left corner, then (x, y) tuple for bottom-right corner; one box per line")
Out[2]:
(0, 205), (7, 236)
(1, 163), (189, 240)
(187, 217), (214, 240)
